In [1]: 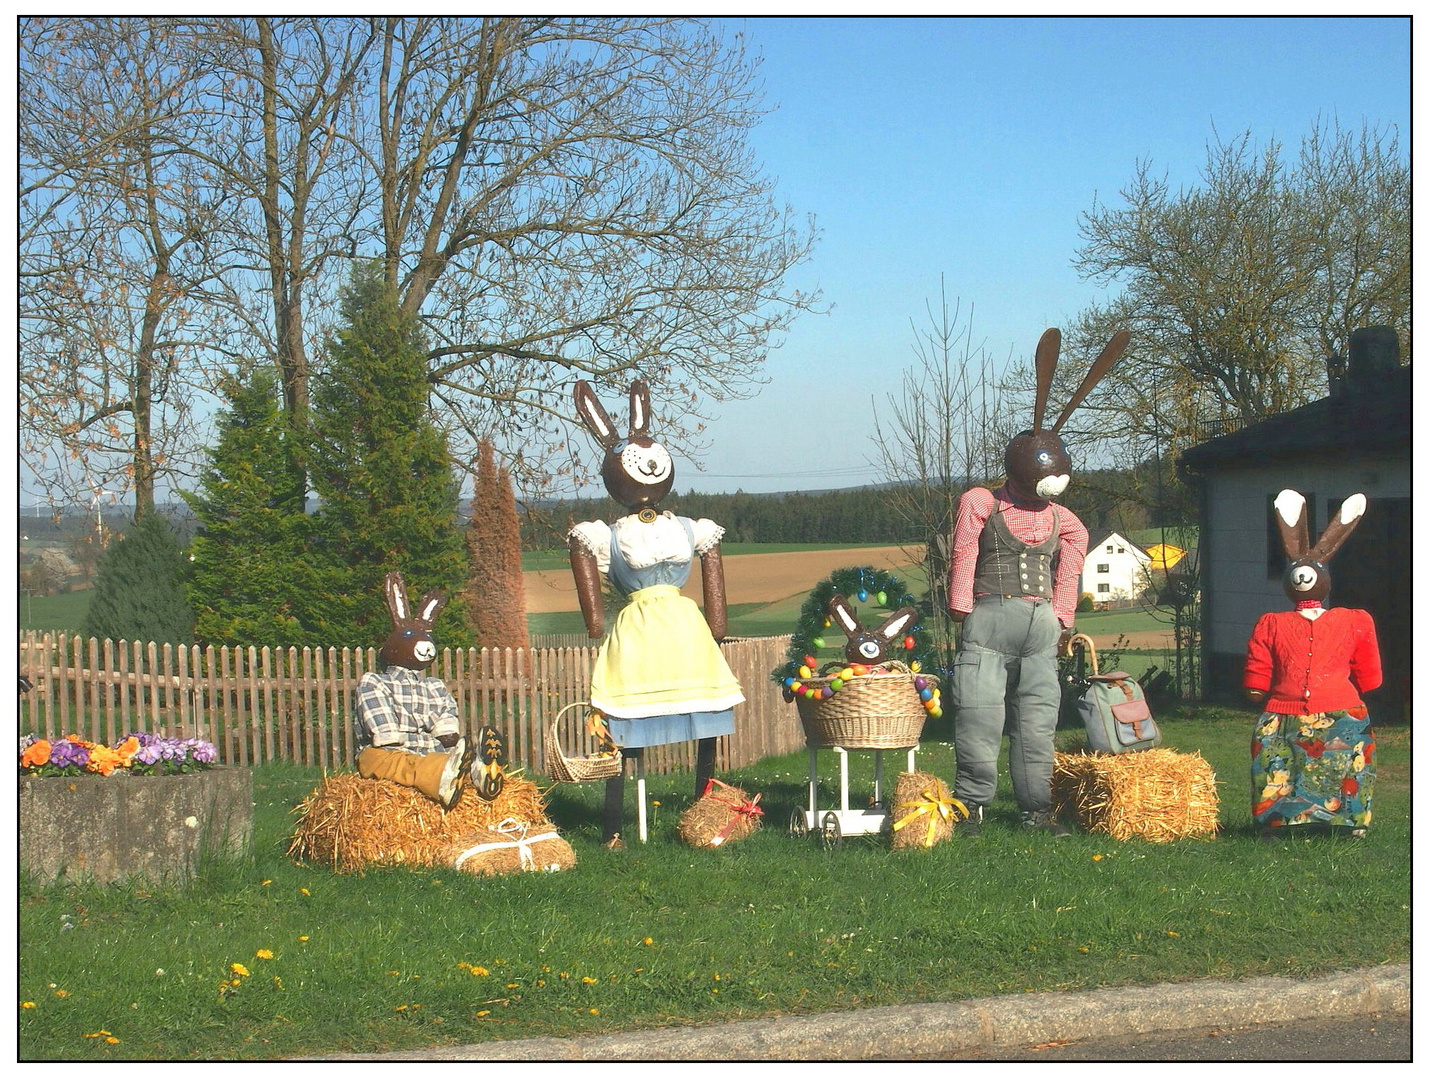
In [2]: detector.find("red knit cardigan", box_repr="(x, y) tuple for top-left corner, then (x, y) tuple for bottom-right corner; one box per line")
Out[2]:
(1243, 606), (1382, 715)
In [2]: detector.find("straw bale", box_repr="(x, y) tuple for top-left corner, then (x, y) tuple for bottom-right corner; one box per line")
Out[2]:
(677, 782), (762, 848)
(447, 824), (576, 876)
(888, 771), (963, 849)
(1052, 749), (1219, 842)
(288, 772), (554, 873)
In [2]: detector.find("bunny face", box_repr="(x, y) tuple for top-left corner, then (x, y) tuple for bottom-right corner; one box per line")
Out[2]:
(1273, 490), (1366, 606)
(1004, 431), (1072, 501)
(827, 593), (918, 667)
(574, 379), (675, 513)
(378, 570), (447, 670)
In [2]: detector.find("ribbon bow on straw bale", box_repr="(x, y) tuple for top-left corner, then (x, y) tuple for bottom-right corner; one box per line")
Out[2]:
(892, 788), (969, 848)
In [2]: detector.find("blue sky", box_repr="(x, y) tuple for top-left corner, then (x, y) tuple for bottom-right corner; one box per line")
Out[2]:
(667, 14), (1411, 494)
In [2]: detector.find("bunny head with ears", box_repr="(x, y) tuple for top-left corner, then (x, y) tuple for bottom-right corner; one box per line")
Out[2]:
(572, 379), (674, 513)
(1004, 327), (1131, 502)
(826, 593), (919, 667)
(378, 570), (447, 670)
(1274, 489), (1366, 605)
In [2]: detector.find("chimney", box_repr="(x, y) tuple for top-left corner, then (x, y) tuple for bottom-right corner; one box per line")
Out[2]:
(1346, 326), (1401, 395)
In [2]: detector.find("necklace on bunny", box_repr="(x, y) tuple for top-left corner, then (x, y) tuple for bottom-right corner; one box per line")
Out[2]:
(637, 507), (659, 523)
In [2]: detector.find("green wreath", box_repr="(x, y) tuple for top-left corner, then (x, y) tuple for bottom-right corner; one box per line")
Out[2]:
(770, 565), (937, 684)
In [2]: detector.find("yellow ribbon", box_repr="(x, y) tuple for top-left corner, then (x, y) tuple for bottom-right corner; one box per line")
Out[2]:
(892, 789), (969, 847)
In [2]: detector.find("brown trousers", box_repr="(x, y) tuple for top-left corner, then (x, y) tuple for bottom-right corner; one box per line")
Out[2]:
(356, 746), (454, 804)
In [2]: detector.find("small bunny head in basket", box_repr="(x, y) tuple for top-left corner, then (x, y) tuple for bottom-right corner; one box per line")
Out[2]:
(826, 593), (919, 666)
(1004, 327), (1130, 502)
(378, 570), (446, 671)
(1273, 489), (1366, 606)
(572, 379), (673, 514)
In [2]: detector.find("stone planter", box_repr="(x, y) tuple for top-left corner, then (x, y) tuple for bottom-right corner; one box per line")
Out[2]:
(20, 767), (254, 884)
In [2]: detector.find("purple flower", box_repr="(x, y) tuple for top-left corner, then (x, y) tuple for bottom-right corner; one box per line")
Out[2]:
(182, 739), (217, 764)
(47, 739), (90, 769)
(19, 733), (36, 754)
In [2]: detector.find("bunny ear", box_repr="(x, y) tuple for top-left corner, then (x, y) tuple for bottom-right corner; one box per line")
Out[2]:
(1273, 489), (1310, 561)
(384, 571), (409, 623)
(629, 380), (652, 437)
(573, 381), (619, 449)
(417, 590), (447, 627)
(826, 594), (861, 636)
(875, 606), (918, 642)
(1311, 493), (1366, 563)
(1032, 328), (1061, 432)
(1051, 329), (1130, 434)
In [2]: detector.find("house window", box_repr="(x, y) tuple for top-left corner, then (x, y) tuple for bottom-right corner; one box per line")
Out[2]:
(1117, 546), (1125, 553)
(1268, 491), (1316, 579)
(1105, 544), (1114, 553)
(1096, 563), (1110, 574)
(1097, 583), (1110, 593)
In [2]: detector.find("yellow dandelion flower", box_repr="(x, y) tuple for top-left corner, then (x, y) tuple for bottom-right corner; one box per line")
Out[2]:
(255, 949), (273, 960)
(21, 1002), (36, 1009)
(506, 983), (518, 989)
(1166, 930), (1180, 937)
(261, 880), (272, 886)
(642, 937), (654, 946)
(559, 971), (570, 980)
(589, 1008), (599, 1015)
(476, 1010), (490, 1017)
(536, 980), (546, 987)
(273, 977), (283, 989)
(395, 1004), (407, 1012)
(297, 935), (309, 942)
(105, 1037), (120, 1045)
(469, 966), (489, 977)
(230, 963), (250, 977)
(1092, 854), (1103, 862)
(54, 989), (69, 998)
(300, 888), (310, 896)
(230, 979), (242, 988)
(581, 976), (597, 985)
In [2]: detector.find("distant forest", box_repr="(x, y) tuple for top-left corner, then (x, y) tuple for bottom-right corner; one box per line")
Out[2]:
(519, 462), (1194, 549)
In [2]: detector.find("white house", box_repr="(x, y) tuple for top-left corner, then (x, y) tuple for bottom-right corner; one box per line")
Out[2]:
(1079, 531), (1150, 608)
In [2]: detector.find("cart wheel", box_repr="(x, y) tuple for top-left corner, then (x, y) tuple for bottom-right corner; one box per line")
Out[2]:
(821, 811), (842, 850)
(789, 807), (809, 838)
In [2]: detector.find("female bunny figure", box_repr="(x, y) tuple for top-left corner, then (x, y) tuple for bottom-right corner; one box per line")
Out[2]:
(1246, 490), (1381, 838)
(353, 571), (506, 806)
(568, 380), (744, 844)
(947, 327), (1129, 838)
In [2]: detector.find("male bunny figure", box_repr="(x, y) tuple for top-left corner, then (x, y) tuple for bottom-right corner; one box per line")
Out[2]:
(947, 327), (1128, 837)
(568, 379), (744, 845)
(353, 571), (504, 807)
(1245, 491), (1381, 838)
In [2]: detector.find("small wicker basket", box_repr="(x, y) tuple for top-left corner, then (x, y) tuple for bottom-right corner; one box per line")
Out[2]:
(544, 702), (623, 783)
(794, 660), (933, 749)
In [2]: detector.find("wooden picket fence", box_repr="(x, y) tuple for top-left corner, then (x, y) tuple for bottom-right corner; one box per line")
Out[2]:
(17, 632), (802, 777)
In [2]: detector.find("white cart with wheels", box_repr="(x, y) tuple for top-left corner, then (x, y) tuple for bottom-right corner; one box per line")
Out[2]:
(789, 743), (919, 848)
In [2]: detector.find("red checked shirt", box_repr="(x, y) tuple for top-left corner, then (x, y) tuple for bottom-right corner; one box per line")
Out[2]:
(1243, 607), (1382, 715)
(947, 485), (1088, 629)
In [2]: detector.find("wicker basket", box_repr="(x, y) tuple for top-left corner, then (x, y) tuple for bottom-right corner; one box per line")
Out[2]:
(544, 702), (622, 783)
(794, 661), (933, 749)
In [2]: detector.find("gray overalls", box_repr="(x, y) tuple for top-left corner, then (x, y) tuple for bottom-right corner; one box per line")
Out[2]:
(950, 504), (1063, 813)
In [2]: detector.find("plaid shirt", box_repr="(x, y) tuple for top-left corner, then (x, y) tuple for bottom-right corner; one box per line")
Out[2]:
(948, 485), (1088, 628)
(353, 666), (460, 755)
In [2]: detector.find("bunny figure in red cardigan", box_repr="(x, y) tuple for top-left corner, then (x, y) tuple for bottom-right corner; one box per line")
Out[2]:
(1245, 490), (1381, 839)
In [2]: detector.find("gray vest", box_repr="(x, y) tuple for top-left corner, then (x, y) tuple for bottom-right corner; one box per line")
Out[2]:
(972, 502), (1060, 600)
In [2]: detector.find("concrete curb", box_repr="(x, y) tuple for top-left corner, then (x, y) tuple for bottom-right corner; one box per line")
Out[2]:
(307, 962), (1409, 1060)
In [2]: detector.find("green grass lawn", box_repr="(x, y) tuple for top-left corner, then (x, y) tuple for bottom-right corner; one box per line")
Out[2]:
(18, 707), (1410, 1060)
(19, 591), (93, 635)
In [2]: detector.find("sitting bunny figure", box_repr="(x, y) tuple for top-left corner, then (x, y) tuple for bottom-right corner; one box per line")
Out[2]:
(1245, 491), (1381, 839)
(826, 593), (919, 667)
(353, 571), (506, 807)
(568, 380), (745, 844)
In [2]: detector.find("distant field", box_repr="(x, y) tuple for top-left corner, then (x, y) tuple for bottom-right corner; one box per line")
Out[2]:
(19, 591), (92, 635)
(520, 541), (891, 573)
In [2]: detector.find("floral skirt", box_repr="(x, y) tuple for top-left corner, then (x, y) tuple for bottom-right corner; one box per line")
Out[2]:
(1250, 709), (1374, 830)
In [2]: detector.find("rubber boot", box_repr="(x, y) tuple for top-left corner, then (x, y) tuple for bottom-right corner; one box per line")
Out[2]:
(356, 742), (467, 808)
(694, 737), (717, 797)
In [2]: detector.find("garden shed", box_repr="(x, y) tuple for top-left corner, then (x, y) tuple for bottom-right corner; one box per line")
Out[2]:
(1178, 326), (1411, 720)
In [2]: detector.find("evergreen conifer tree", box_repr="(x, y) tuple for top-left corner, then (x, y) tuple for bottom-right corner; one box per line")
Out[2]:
(183, 367), (315, 647)
(464, 439), (530, 650)
(306, 261), (469, 648)
(82, 512), (195, 646)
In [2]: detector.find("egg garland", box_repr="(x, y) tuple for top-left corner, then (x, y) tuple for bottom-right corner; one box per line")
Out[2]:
(771, 565), (940, 718)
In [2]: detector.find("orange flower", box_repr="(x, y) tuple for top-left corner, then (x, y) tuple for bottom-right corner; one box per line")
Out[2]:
(21, 740), (51, 768)
(86, 745), (124, 776)
(114, 736), (140, 768)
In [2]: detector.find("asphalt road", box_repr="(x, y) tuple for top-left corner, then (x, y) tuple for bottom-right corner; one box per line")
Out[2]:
(920, 1012), (1411, 1061)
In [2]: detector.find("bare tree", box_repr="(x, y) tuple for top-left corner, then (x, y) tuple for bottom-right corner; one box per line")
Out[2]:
(20, 18), (235, 516)
(871, 282), (1014, 668)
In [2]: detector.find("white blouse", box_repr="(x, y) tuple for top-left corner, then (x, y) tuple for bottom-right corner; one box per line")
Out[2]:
(568, 511), (725, 575)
